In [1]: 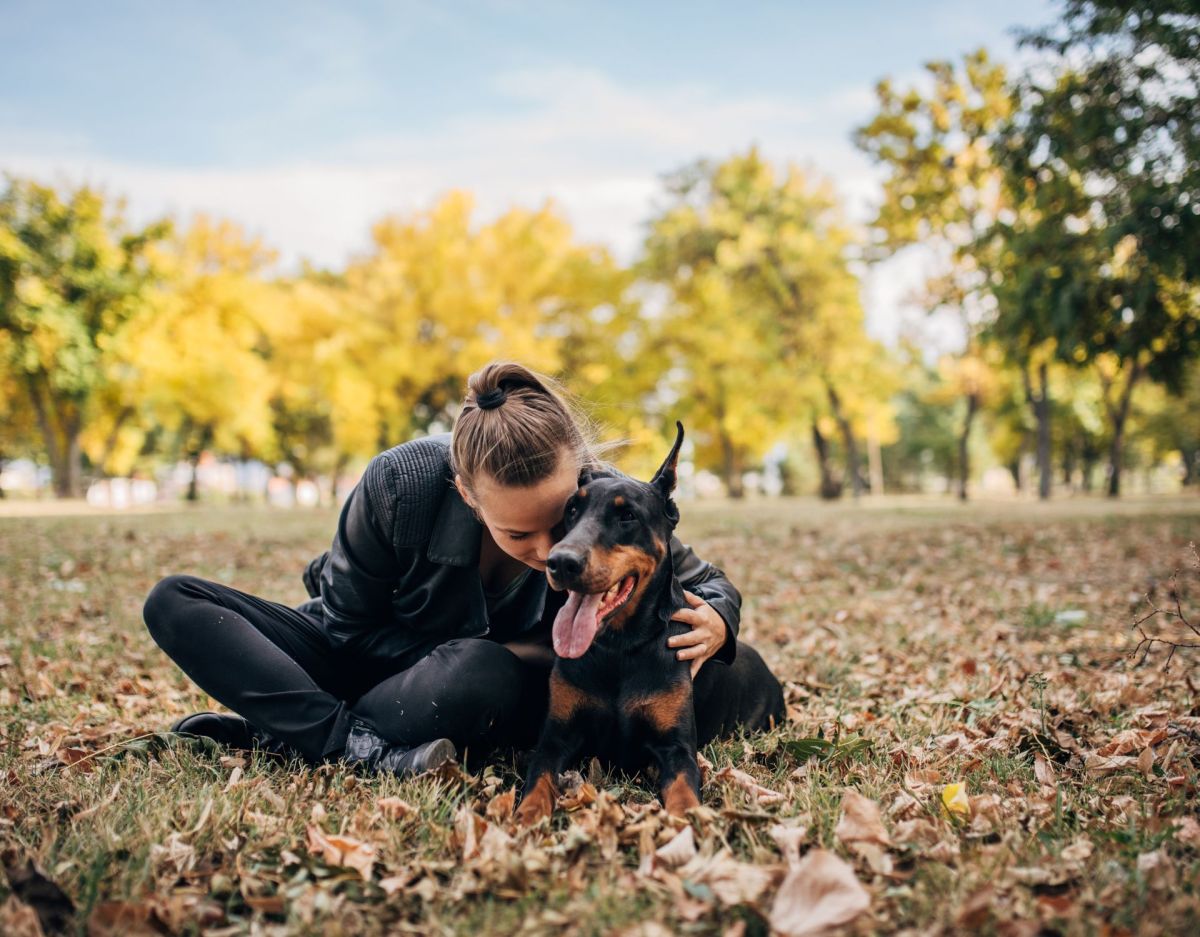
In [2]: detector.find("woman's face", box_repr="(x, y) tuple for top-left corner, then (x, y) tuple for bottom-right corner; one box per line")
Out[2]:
(458, 451), (581, 571)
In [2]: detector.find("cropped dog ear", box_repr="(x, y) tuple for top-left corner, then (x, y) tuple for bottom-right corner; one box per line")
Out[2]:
(650, 421), (684, 502)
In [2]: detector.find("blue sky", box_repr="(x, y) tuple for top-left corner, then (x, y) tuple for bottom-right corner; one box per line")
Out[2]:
(1, 0), (1058, 344)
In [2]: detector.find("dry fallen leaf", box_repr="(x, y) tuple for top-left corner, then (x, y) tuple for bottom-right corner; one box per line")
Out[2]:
(678, 851), (776, 906)
(305, 824), (376, 881)
(1060, 837), (1093, 863)
(769, 823), (808, 867)
(835, 790), (890, 846)
(1172, 816), (1200, 847)
(485, 788), (516, 823)
(769, 848), (871, 937)
(712, 766), (785, 805)
(378, 796), (417, 820)
(653, 825), (697, 868)
(1033, 753), (1055, 787)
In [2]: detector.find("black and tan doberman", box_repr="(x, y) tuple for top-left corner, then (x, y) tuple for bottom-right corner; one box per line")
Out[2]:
(515, 422), (706, 825)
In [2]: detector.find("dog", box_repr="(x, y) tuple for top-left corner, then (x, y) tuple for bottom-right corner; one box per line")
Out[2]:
(515, 422), (702, 825)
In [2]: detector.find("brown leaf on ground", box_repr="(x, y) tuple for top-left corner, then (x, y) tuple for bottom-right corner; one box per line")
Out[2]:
(304, 824), (376, 881)
(377, 796), (417, 820)
(677, 851), (777, 907)
(558, 782), (598, 811)
(711, 766), (785, 805)
(485, 787), (516, 823)
(769, 848), (871, 936)
(653, 825), (697, 869)
(0, 896), (46, 937)
(835, 790), (890, 847)
(769, 823), (808, 867)
(86, 900), (160, 936)
(1032, 753), (1055, 787)
(1172, 816), (1200, 847)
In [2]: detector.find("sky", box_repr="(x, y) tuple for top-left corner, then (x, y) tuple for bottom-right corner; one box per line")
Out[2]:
(0, 0), (1058, 348)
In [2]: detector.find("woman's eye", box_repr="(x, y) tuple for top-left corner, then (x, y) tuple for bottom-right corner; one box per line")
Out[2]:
(508, 533), (529, 541)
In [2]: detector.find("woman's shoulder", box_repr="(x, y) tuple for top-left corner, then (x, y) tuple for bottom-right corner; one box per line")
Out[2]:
(360, 434), (455, 548)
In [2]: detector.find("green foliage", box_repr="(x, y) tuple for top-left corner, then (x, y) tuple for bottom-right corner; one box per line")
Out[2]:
(641, 148), (896, 496)
(0, 177), (168, 495)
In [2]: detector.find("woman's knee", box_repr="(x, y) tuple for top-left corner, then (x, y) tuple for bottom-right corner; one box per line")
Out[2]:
(143, 574), (205, 649)
(433, 639), (527, 711)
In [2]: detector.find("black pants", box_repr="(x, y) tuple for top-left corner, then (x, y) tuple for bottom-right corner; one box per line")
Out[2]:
(143, 575), (786, 765)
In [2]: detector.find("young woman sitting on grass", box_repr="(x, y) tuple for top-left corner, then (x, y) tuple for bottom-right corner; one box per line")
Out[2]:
(143, 361), (785, 776)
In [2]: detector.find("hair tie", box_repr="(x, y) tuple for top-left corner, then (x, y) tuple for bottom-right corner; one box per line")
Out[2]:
(476, 387), (508, 410)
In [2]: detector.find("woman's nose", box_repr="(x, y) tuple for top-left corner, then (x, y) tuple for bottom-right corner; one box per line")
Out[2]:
(533, 533), (555, 563)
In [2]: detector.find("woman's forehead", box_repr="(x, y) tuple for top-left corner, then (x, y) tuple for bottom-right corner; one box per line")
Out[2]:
(474, 459), (580, 529)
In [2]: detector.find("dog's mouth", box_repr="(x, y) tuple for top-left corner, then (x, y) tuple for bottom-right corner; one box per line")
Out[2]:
(551, 573), (638, 659)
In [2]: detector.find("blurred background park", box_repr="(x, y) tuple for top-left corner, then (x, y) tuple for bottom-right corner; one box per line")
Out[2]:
(1, 0), (1197, 508)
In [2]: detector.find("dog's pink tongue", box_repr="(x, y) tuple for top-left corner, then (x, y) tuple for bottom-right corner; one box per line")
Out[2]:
(552, 590), (603, 658)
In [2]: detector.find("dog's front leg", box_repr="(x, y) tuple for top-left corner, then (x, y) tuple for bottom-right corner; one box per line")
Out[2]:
(649, 734), (702, 817)
(515, 720), (585, 827)
(515, 670), (594, 827)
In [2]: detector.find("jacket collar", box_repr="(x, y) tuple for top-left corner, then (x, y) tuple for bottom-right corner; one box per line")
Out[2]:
(426, 483), (483, 567)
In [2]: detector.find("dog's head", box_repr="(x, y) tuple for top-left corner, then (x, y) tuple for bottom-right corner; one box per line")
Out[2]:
(546, 422), (686, 659)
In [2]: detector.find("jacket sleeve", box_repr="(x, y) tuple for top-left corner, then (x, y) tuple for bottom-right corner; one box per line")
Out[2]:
(670, 536), (742, 665)
(319, 456), (406, 648)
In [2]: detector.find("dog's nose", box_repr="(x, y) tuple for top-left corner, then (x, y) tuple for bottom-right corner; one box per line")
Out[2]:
(546, 549), (585, 581)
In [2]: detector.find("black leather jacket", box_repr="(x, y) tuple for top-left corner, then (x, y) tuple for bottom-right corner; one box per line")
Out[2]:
(302, 434), (742, 669)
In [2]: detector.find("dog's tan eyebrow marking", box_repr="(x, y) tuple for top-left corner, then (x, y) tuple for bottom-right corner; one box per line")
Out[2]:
(613, 495), (625, 507)
(578, 487), (588, 498)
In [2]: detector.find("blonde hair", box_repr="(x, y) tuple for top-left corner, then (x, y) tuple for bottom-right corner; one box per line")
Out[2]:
(452, 361), (599, 495)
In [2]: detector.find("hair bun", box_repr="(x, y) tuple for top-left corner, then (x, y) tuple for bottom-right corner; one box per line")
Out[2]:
(475, 387), (507, 410)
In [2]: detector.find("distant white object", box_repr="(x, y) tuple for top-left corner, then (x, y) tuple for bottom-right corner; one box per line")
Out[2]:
(86, 478), (158, 508)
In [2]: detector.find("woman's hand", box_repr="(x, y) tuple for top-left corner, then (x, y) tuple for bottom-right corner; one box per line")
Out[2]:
(668, 590), (727, 678)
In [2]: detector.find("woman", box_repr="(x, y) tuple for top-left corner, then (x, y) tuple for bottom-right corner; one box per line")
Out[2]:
(144, 361), (785, 776)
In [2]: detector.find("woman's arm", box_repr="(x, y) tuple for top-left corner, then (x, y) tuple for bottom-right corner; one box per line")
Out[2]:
(319, 457), (404, 648)
(670, 537), (741, 665)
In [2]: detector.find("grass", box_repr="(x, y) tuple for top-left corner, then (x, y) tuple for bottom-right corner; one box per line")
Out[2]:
(1, 495), (1199, 935)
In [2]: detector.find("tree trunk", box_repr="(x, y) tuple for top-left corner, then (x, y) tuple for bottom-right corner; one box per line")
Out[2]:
(1102, 357), (1142, 498)
(811, 422), (842, 500)
(24, 372), (68, 497)
(826, 382), (864, 498)
(187, 451), (201, 502)
(1183, 446), (1197, 487)
(867, 429), (884, 496)
(64, 413), (83, 499)
(1022, 363), (1052, 500)
(957, 391), (979, 501)
(1008, 457), (1022, 493)
(97, 405), (135, 477)
(718, 428), (744, 499)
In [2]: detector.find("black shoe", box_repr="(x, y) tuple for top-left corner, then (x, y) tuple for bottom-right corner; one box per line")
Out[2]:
(342, 719), (457, 777)
(170, 712), (294, 758)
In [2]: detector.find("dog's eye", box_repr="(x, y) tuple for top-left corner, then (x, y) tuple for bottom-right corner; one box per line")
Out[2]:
(565, 503), (578, 520)
(618, 508), (638, 525)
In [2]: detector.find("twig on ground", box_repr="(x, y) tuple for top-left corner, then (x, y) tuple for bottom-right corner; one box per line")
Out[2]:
(1130, 543), (1200, 669)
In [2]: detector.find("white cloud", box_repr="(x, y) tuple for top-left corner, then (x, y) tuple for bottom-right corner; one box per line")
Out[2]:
(2, 65), (939, 345)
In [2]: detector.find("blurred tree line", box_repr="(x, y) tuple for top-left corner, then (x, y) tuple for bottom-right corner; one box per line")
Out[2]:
(1, 0), (1196, 502)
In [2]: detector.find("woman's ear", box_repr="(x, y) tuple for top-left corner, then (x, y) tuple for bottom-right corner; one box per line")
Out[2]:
(454, 474), (475, 510)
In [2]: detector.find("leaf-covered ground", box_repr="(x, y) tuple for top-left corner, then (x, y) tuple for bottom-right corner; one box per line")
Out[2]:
(1, 496), (1198, 936)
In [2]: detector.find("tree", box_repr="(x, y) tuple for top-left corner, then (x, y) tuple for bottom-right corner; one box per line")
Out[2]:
(346, 192), (630, 448)
(0, 178), (167, 496)
(1017, 1), (1200, 494)
(641, 149), (889, 497)
(855, 50), (1018, 499)
(122, 218), (279, 500)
